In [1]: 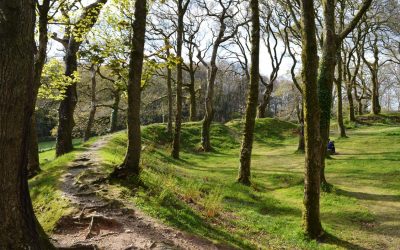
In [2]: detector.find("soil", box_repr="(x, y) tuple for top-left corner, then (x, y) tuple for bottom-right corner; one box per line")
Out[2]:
(51, 136), (233, 250)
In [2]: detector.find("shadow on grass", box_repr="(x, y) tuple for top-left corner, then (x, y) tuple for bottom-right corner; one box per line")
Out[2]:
(319, 232), (369, 250)
(335, 188), (400, 202)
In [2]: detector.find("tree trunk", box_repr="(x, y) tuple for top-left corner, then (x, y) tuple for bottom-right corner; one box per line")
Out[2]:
(189, 71), (197, 121)
(109, 89), (121, 133)
(0, 1), (53, 247)
(84, 65), (97, 142)
(257, 84), (273, 118)
(28, 0), (51, 178)
(357, 98), (363, 115)
(171, 0), (186, 159)
(336, 49), (347, 137)
(300, 0), (324, 239)
(201, 67), (217, 152)
(112, 0), (147, 178)
(317, 0), (338, 188)
(165, 41), (173, 133)
(347, 84), (356, 121)
(238, 0), (260, 186)
(296, 101), (305, 153)
(56, 47), (79, 156)
(371, 70), (381, 115)
(28, 115), (41, 178)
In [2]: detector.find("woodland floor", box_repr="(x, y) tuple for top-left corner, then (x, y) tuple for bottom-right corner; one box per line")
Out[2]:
(31, 116), (400, 250)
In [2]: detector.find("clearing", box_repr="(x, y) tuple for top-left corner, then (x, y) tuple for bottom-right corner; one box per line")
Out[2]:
(30, 116), (400, 249)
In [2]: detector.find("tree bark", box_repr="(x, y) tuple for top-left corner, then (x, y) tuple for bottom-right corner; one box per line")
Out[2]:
(171, 0), (189, 158)
(347, 84), (356, 121)
(28, 0), (51, 178)
(189, 70), (197, 122)
(296, 100), (305, 153)
(109, 89), (121, 133)
(201, 66), (217, 151)
(300, 0), (324, 239)
(257, 84), (273, 118)
(238, 0), (260, 186)
(28, 115), (41, 178)
(317, 0), (338, 188)
(112, 0), (147, 178)
(336, 48), (347, 137)
(56, 46), (79, 156)
(84, 65), (97, 141)
(165, 39), (173, 133)
(0, 1), (53, 247)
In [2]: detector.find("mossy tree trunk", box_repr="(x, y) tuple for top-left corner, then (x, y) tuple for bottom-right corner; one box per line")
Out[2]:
(0, 1), (53, 247)
(84, 64), (97, 142)
(336, 48), (347, 138)
(188, 67), (197, 122)
(109, 88), (121, 133)
(238, 0), (260, 186)
(165, 38), (173, 133)
(299, 0), (324, 239)
(112, 0), (147, 178)
(171, 0), (190, 159)
(318, 0), (372, 186)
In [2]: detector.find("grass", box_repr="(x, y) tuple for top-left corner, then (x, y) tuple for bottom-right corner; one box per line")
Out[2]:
(96, 117), (400, 249)
(38, 138), (82, 152)
(30, 138), (97, 232)
(31, 115), (400, 249)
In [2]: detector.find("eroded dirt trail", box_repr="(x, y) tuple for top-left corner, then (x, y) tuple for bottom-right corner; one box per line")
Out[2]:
(51, 136), (231, 250)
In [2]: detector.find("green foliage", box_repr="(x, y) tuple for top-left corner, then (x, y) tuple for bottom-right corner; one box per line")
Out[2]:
(38, 59), (79, 100)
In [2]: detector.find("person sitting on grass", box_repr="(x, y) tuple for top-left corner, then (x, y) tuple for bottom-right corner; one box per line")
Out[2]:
(327, 139), (336, 155)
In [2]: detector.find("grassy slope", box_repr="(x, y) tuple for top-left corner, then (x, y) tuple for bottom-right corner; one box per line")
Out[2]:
(31, 138), (97, 232)
(98, 117), (400, 249)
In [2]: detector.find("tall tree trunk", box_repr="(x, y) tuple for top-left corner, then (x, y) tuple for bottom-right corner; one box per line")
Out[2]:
(300, 0), (324, 239)
(347, 84), (356, 121)
(201, 67), (217, 151)
(318, 0), (337, 188)
(171, 0), (187, 159)
(189, 71), (197, 121)
(336, 49), (347, 137)
(238, 0), (260, 186)
(28, 0), (51, 178)
(109, 89), (121, 133)
(84, 65), (97, 141)
(56, 46), (79, 156)
(371, 70), (381, 115)
(0, 1), (53, 247)
(112, 0), (147, 178)
(165, 40), (173, 133)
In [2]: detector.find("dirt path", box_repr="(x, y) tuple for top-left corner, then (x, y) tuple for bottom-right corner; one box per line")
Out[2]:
(51, 136), (232, 250)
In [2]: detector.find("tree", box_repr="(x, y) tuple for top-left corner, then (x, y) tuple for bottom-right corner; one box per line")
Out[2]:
(257, 4), (287, 118)
(83, 64), (98, 141)
(299, 0), (323, 239)
(237, 0), (260, 185)
(53, 0), (107, 156)
(317, 0), (372, 187)
(171, 0), (191, 159)
(112, 0), (147, 178)
(28, 0), (53, 178)
(197, 0), (245, 152)
(0, 0), (53, 247)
